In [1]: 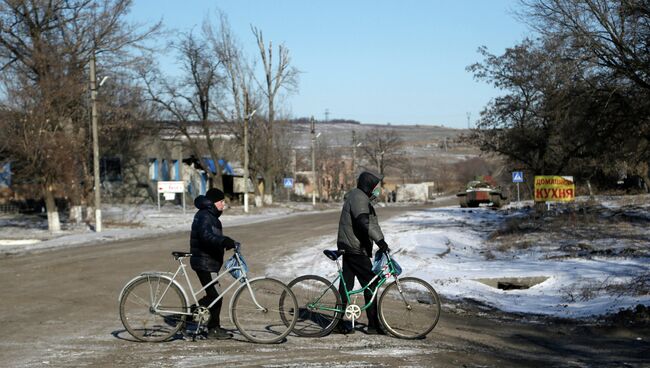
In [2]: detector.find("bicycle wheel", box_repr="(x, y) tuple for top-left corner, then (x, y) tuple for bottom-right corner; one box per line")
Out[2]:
(119, 275), (187, 342)
(284, 275), (342, 337)
(231, 278), (298, 344)
(378, 277), (441, 339)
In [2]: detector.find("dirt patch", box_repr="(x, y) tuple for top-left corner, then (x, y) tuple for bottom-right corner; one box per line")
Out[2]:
(604, 304), (650, 327)
(489, 200), (650, 259)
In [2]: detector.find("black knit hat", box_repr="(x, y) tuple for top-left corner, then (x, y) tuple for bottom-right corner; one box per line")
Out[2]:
(205, 188), (225, 203)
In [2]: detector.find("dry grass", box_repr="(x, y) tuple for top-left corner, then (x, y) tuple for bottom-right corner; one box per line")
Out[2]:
(560, 273), (650, 304)
(103, 220), (143, 228)
(489, 200), (650, 255)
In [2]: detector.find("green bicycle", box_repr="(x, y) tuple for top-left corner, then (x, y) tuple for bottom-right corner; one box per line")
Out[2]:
(281, 249), (441, 339)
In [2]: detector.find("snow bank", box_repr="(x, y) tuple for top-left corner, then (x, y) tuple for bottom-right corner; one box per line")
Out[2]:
(273, 202), (650, 319)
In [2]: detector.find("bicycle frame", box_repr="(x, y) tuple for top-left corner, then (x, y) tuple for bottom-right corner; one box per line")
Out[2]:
(310, 252), (401, 314)
(138, 251), (267, 320)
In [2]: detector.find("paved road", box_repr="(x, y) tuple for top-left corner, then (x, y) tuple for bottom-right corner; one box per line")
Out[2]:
(0, 201), (648, 367)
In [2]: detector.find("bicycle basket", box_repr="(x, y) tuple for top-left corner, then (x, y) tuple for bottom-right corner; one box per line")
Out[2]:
(224, 253), (248, 282)
(372, 251), (402, 276)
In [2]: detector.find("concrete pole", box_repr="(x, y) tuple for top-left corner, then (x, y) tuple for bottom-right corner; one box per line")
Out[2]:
(351, 130), (356, 181)
(90, 53), (102, 232)
(243, 109), (256, 213)
(243, 114), (249, 213)
(311, 117), (316, 206)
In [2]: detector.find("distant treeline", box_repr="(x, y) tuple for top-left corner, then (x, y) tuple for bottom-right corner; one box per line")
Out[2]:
(290, 117), (361, 125)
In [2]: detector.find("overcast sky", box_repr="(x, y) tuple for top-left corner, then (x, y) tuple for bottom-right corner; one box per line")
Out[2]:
(128, 0), (532, 128)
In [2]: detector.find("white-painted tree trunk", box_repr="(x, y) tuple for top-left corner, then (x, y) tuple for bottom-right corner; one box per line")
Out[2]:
(70, 205), (83, 224)
(263, 194), (273, 205)
(86, 206), (94, 222)
(44, 186), (61, 232)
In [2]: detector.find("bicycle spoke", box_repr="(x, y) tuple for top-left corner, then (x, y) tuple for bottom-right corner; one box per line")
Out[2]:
(379, 277), (440, 339)
(125, 292), (150, 307)
(232, 278), (298, 343)
(286, 275), (342, 337)
(119, 276), (187, 342)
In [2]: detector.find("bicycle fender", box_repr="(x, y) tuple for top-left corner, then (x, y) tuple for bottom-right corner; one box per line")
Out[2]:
(118, 272), (174, 302)
(227, 276), (271, 325)
(118, 272), (190, 308)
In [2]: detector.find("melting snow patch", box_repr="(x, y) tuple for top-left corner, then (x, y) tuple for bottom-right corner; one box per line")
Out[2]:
(272, 203), (650, 319)
(346, 348), (426, 357)
(0, 239), (41, 246)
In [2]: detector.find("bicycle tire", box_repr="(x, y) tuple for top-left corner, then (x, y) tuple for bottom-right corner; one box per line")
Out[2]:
(378, 276), (441, 339)
(231, 278), (298, 344)
(284, 275), (342, 337)
(119, 275), (187, 342)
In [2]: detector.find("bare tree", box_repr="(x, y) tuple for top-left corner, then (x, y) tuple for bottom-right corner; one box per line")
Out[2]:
(521, 0), (650, 90)
(140, 27), (227, 189)
(251, 27), (299, 201)
(519, 0), (650, 187)
(315, 137), (347, 201)
(360, 128), (403, 185)
(0, 0), (159, 231)
(204, 14), (263, 200)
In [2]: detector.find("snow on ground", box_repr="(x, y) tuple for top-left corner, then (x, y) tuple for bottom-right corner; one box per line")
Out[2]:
(273, 196), (650, 320)
(2, 195), (649, 319)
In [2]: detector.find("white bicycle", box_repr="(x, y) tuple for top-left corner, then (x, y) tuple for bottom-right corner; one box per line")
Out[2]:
(118, 247), (298, 344)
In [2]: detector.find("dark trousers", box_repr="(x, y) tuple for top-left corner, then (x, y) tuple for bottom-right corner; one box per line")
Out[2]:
(195, 270), (223, 328)
(338, 253), (380, 328)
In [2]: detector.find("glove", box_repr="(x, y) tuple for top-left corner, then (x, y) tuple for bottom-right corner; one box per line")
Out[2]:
(222, 236), (236, 250)
(377, 239), (390, 253)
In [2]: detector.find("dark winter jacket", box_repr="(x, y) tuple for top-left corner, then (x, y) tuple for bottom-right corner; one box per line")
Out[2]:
(189, 195), (233, 272)
(337, 171), (385, 257)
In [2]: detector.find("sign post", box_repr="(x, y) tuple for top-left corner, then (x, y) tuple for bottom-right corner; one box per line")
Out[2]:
(157, 181), (186, 213)
(512, 171), (524, 203)
(283, 178), (294, 202)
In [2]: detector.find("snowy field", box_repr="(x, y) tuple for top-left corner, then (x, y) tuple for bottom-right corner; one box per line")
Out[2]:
(273, 196), (650, 320)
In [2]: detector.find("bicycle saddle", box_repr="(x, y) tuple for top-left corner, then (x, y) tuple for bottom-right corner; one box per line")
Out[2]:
(172, 251), (192, 258)
(323, 249), (345, 261)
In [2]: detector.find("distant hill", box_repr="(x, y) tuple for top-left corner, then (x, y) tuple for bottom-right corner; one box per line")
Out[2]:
(286, 119), (478, 165)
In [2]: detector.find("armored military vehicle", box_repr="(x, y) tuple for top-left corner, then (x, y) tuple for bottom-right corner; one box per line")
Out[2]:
(456, 179), (506, 208)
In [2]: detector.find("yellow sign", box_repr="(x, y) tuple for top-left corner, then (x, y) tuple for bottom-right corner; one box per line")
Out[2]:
(534, 176), (575, 202)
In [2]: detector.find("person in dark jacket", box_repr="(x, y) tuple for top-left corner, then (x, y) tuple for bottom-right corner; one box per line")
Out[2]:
(189, 188), (238, 339)
(335, 171), (389, 335)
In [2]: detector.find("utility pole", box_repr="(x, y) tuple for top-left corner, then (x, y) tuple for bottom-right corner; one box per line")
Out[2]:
(243, 108), (256, 213)
(466, 112), (471, 129)
(351, 130), (357, 182)
(311, 116), (316, 206)
(90, 52), (102, 232)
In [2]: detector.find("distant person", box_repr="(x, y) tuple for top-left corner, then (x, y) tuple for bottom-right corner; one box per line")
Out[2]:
(189, 188), (238, 339)
(335, 171), (389, 335)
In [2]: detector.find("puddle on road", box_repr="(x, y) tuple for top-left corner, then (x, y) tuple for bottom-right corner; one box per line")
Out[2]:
(475, 276), (549, 290)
